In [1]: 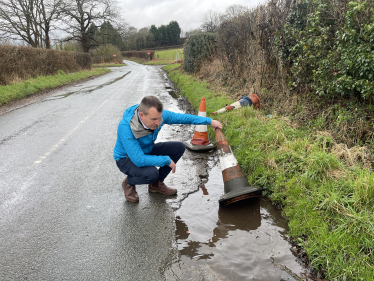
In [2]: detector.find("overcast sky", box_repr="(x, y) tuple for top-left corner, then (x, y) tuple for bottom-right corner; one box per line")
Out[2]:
(120, 0), (263, 33)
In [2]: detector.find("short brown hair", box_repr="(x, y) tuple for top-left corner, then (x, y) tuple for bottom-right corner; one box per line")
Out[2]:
(139, 96), (163, 115)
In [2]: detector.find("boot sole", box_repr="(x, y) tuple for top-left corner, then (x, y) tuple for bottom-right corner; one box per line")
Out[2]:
(148, 189), (177, 195)
(125, 196), (139, 203)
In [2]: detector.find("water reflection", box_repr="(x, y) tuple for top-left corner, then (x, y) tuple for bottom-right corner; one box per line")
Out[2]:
(199, 184), (209, 195)
(176, 198), (261, 259)
(174, 164), (306, 280)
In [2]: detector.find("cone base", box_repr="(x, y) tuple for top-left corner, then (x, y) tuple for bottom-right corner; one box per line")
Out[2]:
(184, 141), (216, 151)
(219, 186), (262, 206)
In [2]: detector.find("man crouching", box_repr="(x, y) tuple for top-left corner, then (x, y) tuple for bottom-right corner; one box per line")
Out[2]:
(113, 95), (222, 202)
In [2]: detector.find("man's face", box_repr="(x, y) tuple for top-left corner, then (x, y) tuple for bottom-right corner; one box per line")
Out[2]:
(139, 107), (162, 130)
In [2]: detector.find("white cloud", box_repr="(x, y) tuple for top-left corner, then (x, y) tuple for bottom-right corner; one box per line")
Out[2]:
(120, 0), (262, 32)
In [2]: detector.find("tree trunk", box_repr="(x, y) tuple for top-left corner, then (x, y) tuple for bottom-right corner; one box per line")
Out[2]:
(81, 33), (89, 52)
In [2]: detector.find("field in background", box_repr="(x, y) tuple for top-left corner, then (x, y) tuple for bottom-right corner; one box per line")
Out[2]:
(145, 48), (183, 65)
(122, 48), (183, 65)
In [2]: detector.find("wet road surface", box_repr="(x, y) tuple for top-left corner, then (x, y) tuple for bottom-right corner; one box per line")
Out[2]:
(0, 62), (179, 280)
(0, 61), (305, 280)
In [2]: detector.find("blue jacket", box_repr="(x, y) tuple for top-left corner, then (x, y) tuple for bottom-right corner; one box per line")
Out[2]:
(113, 104), (212, 167)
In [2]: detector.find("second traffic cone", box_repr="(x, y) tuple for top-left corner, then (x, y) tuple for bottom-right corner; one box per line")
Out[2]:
(185, 97), (215, 151)
(215, 128), (262, 206)
(249, 94), (260, 109)
(211, 94), (261, 116)
(211, 101), (241, 116)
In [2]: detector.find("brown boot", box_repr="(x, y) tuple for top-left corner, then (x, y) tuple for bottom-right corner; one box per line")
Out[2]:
(148, 180), (177, 195)
(122, 178), (139, 203)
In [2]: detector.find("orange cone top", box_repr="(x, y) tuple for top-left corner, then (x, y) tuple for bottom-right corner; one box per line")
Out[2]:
(199, 97), (206, 112)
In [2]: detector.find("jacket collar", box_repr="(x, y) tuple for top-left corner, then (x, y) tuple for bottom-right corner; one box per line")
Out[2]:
(130, 107), (163, 139)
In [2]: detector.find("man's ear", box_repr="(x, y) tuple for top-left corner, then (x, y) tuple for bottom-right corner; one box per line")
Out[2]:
(139, 111), (144, 119)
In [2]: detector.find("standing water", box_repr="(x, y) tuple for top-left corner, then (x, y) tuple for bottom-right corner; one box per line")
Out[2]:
(157, 68), (306, 280)
(174, 163), (306, 280)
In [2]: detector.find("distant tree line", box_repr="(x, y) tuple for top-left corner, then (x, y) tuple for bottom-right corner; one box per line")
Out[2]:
(122, 21), (181, 51)
(0, 0), (126, 53)
(87, 21), (124, 51)
(0, 0), (243, 54)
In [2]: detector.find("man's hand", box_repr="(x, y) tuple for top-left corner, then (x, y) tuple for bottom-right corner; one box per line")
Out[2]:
(169, 159), (176, 173)
(210, 119), (223, 130)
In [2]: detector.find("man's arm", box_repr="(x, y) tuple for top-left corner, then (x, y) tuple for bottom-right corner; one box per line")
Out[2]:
(162, 110), (211, 125)
(118, 125), (171, 167)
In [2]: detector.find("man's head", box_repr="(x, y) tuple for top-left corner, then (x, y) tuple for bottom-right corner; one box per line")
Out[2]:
(138, 96), (163, 130)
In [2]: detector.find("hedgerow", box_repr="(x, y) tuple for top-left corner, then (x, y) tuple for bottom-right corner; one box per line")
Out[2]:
(0, 45), (92, 86)
(276, 0), (374, 99)
(183, 33), (216, 73)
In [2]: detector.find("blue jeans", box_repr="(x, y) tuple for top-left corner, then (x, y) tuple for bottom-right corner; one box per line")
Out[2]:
(239, 95), (253, 107)
(116, 141), (186, 186)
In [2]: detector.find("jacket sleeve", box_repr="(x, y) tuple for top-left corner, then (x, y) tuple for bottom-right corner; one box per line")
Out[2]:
(118, 123), (171, 167)
(162, 110), (212, 125)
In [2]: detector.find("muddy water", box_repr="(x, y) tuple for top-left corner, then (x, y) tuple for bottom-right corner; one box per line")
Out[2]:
(155, 68), (306, 280)
(174, 164), (306, 280)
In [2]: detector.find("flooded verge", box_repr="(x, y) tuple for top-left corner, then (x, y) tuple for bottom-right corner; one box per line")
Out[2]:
(157, 67), (307, 280)
(174, 164), (306, 281)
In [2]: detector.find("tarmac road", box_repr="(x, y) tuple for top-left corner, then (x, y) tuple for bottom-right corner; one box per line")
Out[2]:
(0, 61), (215, 280)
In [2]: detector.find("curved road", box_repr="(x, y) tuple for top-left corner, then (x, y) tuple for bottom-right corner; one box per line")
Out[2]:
(0, 61), (210, 280)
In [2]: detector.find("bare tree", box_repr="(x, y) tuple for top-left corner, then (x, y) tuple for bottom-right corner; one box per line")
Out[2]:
(0, 0), (41, 47)
(185, 28), (202, 37)
(60, 0), (118, 53)
(136, 27), (149, 50)
(200, 10), (222, 33)
(0, 0), (62, 48)
(224, 4), (249, 19)
(36, 0), (64, 49)
(122, 26), (137, 51)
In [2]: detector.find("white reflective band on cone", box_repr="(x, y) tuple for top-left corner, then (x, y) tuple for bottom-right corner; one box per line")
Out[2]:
(215, 108), (227, 114)
(195, 110), (208, 132)
(219, 153), (238, 171)
(195, 125), (207, 132)
(231, 101), (241, 108)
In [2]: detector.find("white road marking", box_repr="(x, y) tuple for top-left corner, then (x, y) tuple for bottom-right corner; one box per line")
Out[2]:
(29, 99), (108, 168)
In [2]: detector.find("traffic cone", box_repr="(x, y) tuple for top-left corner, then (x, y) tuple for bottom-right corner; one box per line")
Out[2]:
(215, 128), (262, 206)
(211, 94), (260, 116)
(185, 97), (215, 151)
(249, 94), (261, 109)
(211, 101), (241, 116)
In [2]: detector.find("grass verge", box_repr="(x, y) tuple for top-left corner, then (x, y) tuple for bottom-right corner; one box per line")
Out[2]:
(93, 63), (126, 68)
(0, 68), (110, 106)
(163, 64), (374, 280)
(143, 59), (179, 65)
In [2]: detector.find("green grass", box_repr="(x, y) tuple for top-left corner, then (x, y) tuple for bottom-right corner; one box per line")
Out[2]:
(144, 49), (184, 65)
(143, 59), (177, 65)
(93, 63), (126, 68)
(163, 64), (374, 280)
(123, 58), (142, 64)
(155, 48), (183, 59)
(0, 68), (110, 106)
(124, 49), (184, 65)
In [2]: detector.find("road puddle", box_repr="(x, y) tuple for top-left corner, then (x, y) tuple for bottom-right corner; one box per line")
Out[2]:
(174, 164), (306, 280)
(43, 71), (131, 101)
(167, 90), (179, 99)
